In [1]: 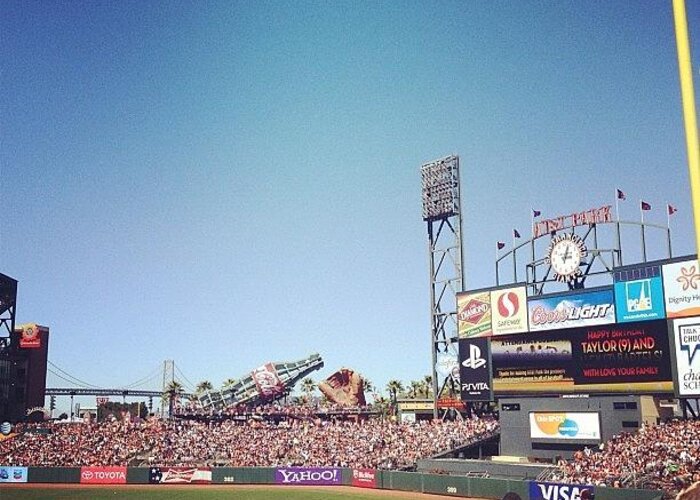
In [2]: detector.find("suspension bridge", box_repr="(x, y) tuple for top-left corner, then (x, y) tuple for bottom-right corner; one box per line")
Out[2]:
(45, 359), (197, 418)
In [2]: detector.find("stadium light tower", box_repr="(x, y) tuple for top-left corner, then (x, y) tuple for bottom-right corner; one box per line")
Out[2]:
(421, 155), (464, 418)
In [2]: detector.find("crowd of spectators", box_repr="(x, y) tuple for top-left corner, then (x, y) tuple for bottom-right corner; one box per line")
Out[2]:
(173, 401), (375, 421)
(0, 414), (499, 470)
(552, 419), (700, 495)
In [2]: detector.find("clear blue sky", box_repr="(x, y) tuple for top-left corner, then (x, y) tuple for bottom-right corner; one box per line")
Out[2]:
(2, 1), (699, 410)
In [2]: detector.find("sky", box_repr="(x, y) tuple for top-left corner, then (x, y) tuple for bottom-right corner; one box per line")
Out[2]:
(2, 1), (699, 413)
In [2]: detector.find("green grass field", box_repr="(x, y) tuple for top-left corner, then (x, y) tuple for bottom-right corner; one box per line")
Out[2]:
(0, 486), (426, 500)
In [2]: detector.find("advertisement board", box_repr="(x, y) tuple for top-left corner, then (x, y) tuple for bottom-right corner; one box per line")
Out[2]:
(0, 466), (27, 483)
(149, 467), (212, 484)
(351, 468), (377, 488)
(673, 317), (700, 397)
(459, 338), (492, 401)
(492, 319), (673, 394)
(435, 343), (459, 381)
(614, 265), (666, 323)
(18, 323), (41, 349)
(80, 466), (127, 484)
(529, 412), (601, 440)
(251, 363), (285, 399)
(528, 481), (595, 500)
(663, 259), (700, 318)
(275, 467), (342, 485)
(457, 291), (491, 338)
(528, 288), (615, 331)
(490, 286), (529, 335)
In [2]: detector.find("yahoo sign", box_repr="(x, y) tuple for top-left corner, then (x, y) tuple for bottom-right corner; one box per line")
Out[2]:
(275, 467), (342, 485)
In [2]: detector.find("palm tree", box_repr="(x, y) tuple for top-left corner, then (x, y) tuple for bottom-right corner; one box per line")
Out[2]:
(195, 380), (213, 395)
(358, 374), (374, 394)
(163, 381), (184, 417)
(410, 380), (421, 399)
(386, 380), (404, 404)
(222, 378), (238, 389)
(423, 375), (433, 398)
(301, 377), (316, 404)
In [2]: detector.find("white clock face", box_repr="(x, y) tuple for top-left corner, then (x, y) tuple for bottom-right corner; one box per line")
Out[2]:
(550, 240), (582, 277)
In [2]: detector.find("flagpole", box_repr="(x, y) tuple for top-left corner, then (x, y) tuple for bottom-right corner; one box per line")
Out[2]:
(496, 244), (499, 285)
(667, 205), (673, 257)
(615, 190), (622, 266)
(640, 200), (647, 262)
(530, 211), (536, 284)
(512, 232), (517, 283)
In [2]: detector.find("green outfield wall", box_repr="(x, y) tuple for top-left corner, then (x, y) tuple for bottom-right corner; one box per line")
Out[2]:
(0, 466), (664, 499)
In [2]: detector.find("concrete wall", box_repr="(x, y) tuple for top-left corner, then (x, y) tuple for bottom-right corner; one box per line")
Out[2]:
(417, 458), (551, 480)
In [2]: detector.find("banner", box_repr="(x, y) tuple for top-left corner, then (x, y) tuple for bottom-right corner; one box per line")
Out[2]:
(673, 317), (700, 396)
(351, 468), (377, 488)
(251, 363), (285, 399)
(614, 264), (665, 323)
(457, 291), (492, 338)
(0, 466), (28, 483)
(275, 467), (342, 485)
(491, 286), (529, 335)
(529, 412), (600, 440)
(459, 338), (492, 401)
(528, 289), (615, 331)
(492, 319), (673, 394)
(663, 259), (700, 318)
(80, 466), (127, 484)
(149, 467), (212, 484)
(19, 323), (41, 349)
(529, 481), (595, 500)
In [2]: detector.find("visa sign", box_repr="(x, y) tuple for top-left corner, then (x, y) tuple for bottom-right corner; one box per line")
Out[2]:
(529, 481), (595, 500)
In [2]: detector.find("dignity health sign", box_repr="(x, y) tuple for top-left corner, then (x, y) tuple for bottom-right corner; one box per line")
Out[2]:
(275, 467), (341, 485)
(663, 259), (700, 318)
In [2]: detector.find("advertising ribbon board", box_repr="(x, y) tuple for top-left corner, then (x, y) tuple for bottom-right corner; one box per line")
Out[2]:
(457, 291), (492, 338)
(529, 412), (600, 441)
(149, 467), (212, 484)
(529, 481), (595, 500)
(0, 466), (27, 483)
(663, 259), (700, 318)
(673, 317), (700, 397)
(528, 288), (615, 332)
(459, 338), (492, 401)
(351, 468), (377, 488)
(275, 467), (342, 485)
(614, 264), (665, 323)
(490, 286), (529, 335)
(492, 319), (673, 394)
(80, 467), (127, 484)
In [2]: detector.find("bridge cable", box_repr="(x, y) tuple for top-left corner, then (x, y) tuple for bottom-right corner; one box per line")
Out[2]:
(47, 361), (101, 389)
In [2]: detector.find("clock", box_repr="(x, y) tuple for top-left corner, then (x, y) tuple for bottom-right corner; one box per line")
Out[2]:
(545, 233), (587, 283)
